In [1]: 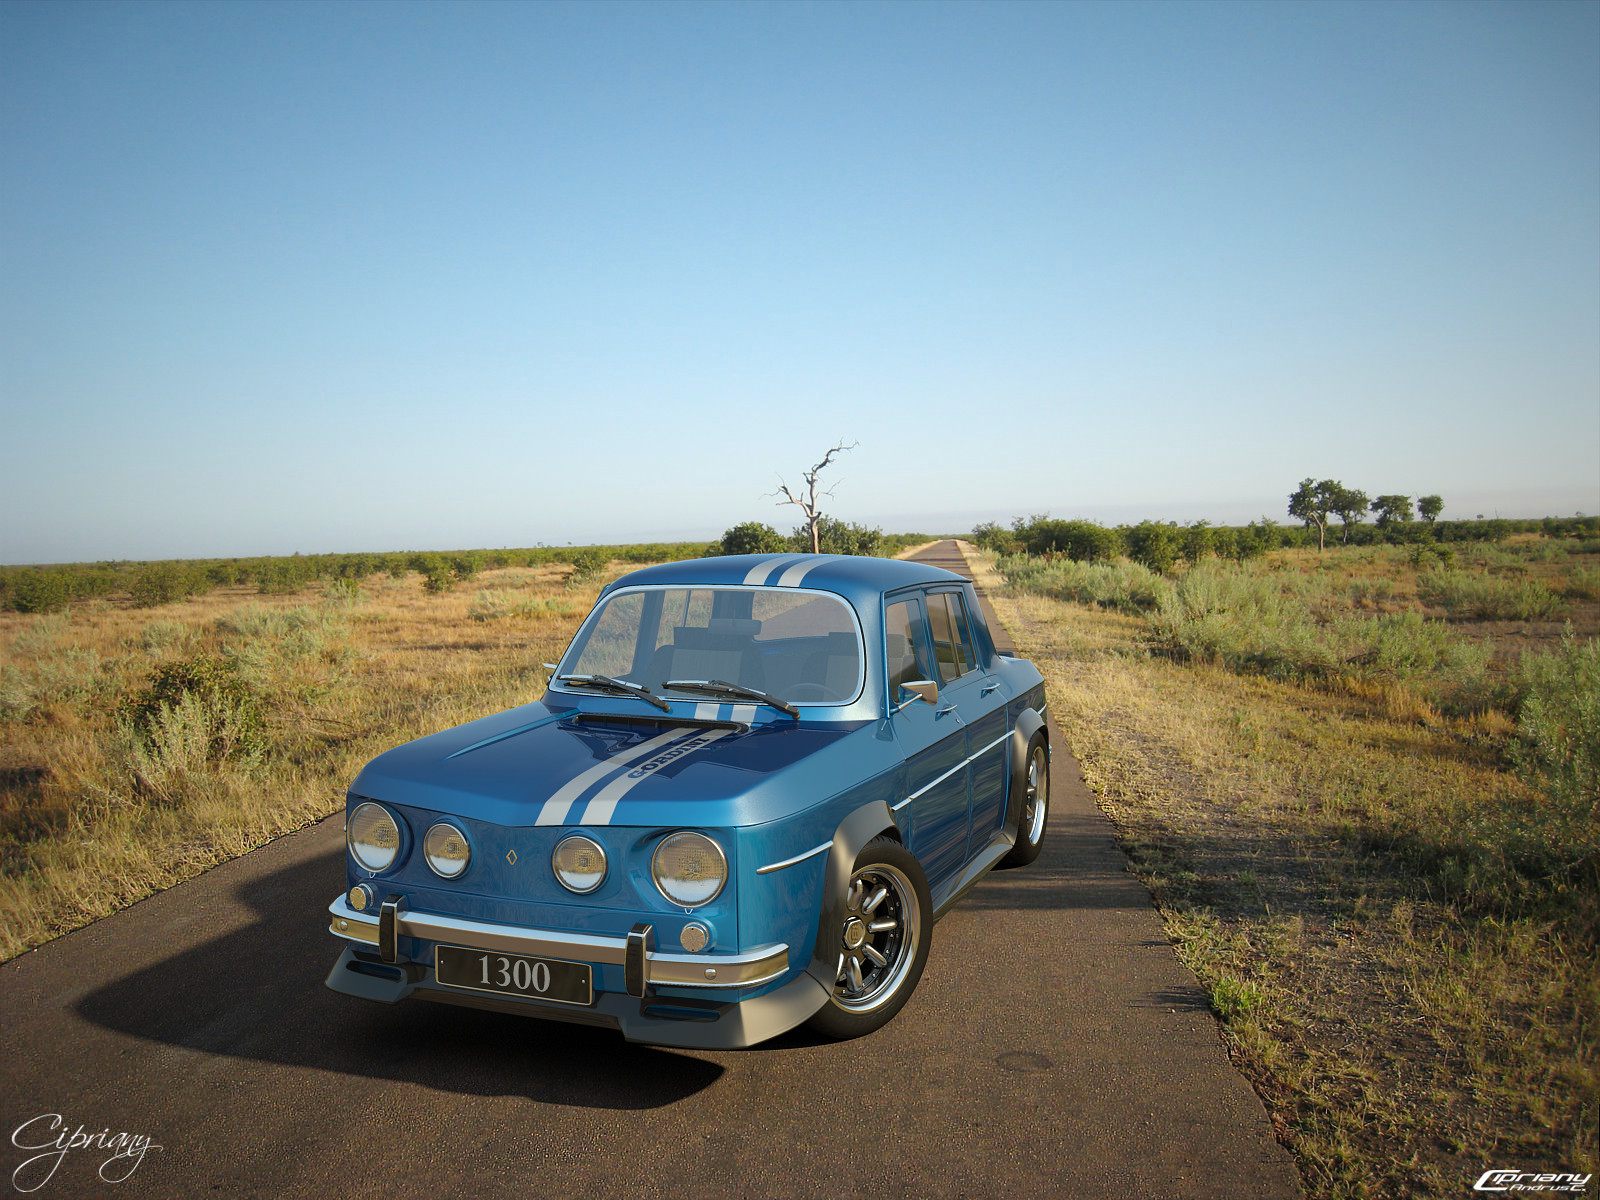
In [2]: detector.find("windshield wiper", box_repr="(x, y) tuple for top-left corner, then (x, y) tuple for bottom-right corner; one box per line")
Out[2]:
(557, 674), (670, 712)
(662, 679), (799, 719)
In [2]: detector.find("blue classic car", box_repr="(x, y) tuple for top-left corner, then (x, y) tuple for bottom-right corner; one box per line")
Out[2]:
(325, 552), (1050, 1047)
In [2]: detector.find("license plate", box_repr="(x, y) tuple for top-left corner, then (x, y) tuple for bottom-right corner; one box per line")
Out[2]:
(434, 945), (593, 1006)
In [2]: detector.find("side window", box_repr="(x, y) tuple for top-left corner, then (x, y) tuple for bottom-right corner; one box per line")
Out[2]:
(926, 592), (978, 683)
(885, 599), (930, 695)
(925, 592), (961, 684)
(948, 591), (977, 674)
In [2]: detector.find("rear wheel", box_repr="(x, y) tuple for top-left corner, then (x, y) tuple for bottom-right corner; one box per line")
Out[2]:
(805, 837), (932, 1040)
(1000, 735), (1049, 867)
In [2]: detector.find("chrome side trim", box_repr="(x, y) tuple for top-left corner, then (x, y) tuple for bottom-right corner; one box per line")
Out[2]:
(891, 730), (1013, 812)
(755, 841), (832, 875)
(326, 897), (788, 989)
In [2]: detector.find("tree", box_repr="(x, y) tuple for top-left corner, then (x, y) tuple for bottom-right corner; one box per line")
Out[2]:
(1012, 516), (1119, 561)
(1418, 495), (1443, 523)
(771, 441), (857, 554)
(1288, 478), (1341, 552)
(1370, 494), (1414, 529)
(720, 521), (786, 555)
(1329, 485), (1370, 543)
(1123, 521), (1180, 573)
(1181, 521), (1213, 565)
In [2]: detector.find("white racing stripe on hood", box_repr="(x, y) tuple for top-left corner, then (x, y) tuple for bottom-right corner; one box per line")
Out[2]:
(533, 727), (698, 826)
(578, 727), (734, 825)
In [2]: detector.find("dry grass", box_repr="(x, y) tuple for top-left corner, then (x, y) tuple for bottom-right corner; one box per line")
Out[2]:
(963, 541), (1598, 1199)
(0, 563), (611, 961)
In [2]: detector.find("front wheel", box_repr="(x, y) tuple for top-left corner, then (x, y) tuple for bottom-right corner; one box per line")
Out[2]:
(805, 837), (932, 1040)
(1000, 735), (1049, 868)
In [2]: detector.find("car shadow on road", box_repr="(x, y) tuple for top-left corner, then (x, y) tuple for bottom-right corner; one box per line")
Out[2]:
(74, 846), (723, 1110)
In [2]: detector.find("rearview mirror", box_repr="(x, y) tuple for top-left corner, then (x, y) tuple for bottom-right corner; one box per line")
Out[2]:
(894, 680), (939, 712)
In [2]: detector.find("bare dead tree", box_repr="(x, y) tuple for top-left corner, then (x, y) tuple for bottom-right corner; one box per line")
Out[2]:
(770, 441), (858, 553)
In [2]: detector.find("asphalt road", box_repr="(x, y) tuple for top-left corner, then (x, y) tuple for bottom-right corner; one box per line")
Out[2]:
(0, 542), (1300, 1199)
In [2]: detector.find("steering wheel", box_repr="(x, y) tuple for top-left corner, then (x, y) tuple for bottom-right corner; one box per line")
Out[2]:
(782, 682), (850, 703)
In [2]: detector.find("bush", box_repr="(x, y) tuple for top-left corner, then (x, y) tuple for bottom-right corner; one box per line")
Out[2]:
(999, 555), (1173, 614)
(796, 518), (883, 556)
(123, 654), (266, 763)
(1181, 522), (1214, 565)
(567, 549), (608, 583)
(971, 522), (1021, 555)
(1563, 566), (1600, 602)
(1514, 635), (1600, 875)
(1014, 517), (1119, 562)
(5, 570), (70, 613)
(1123, 521), (1180, 574)
(1417, 569), (1566, 621)
(720, 522), (786, 555)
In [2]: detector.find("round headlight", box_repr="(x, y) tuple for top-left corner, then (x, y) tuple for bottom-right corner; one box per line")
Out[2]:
(552, 835), (607, 894)
(652, 832), (727, 908)
(423, 822), (471, 879)
(348, 802), (401, 873)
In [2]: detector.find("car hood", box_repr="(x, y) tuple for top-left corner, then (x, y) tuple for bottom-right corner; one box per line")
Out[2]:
(351, 701), (870, 828)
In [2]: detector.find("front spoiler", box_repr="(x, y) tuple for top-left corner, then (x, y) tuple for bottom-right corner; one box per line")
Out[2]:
(324, 945), (830, 1050)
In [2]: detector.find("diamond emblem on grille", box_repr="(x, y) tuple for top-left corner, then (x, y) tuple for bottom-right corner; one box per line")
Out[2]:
(506, 849), (517, 865)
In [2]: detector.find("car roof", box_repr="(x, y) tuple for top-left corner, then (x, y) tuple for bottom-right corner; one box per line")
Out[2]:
(604, 553), (966, 601)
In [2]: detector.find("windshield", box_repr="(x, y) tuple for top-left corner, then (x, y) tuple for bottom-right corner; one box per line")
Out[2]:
(559, 587), (864, 706)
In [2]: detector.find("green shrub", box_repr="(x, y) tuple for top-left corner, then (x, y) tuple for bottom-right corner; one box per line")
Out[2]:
(1014, 517), (1119, 562)
(1000, 555), (1173, 614)
(322, 577), (366, 606)
(567, 550), (608, 584)
(970, 522), (1022, 554)
(123, 653), (267, 763)
(469, 590), (583, 621)
(6, 569), (71, 613)
(1417, 569), (1566, 621)
(1123, 521), (1181, 574)
(720, 522), (787, 555)
(1563, 566), (1600, 602)
(1515, 635), (1600, 831)
(794, 518), (883, 556)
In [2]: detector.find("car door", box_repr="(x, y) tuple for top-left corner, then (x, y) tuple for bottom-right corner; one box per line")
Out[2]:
(924, 586), (1010, 861)
(884, 591), (969, 889)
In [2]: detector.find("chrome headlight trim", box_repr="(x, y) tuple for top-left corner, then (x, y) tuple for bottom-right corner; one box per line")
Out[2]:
(423, 822), (472, 879)
(552, 834), (608, 894)
(651, 832), (728, 908)
(347, 801), (403, 874)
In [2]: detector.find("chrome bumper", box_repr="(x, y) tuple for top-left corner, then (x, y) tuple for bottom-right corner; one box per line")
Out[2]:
(327, 896), (788, 990)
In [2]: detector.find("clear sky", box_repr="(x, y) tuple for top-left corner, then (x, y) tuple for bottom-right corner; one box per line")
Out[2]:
(2, 0), (1597, 563)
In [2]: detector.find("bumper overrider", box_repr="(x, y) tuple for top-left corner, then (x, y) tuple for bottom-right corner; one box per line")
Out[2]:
(324, 896), (830, 1048)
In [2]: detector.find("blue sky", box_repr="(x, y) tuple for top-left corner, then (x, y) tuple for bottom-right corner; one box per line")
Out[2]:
(2, 0), (1596, 563)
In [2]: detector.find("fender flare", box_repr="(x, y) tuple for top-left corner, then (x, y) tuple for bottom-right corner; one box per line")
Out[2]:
(1004, 708), (1049, 834)
(803, 800), (899, 989)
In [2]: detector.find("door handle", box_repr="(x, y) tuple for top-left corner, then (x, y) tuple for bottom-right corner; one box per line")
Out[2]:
(935, 705), (957, 716)
(979, 682), (999, 696)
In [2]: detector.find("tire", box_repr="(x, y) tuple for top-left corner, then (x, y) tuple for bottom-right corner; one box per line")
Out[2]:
(805, 836), (933, 1040)
(1000, 734), (1049, 868)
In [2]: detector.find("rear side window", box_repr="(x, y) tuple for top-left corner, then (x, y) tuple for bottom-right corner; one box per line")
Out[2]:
(927, 591), (976, 683)
(885, 599), (931, 695)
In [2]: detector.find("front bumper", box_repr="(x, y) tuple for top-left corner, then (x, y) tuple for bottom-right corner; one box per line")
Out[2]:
(327, 895), (789, 990)
(325, 895), (826, 1048)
